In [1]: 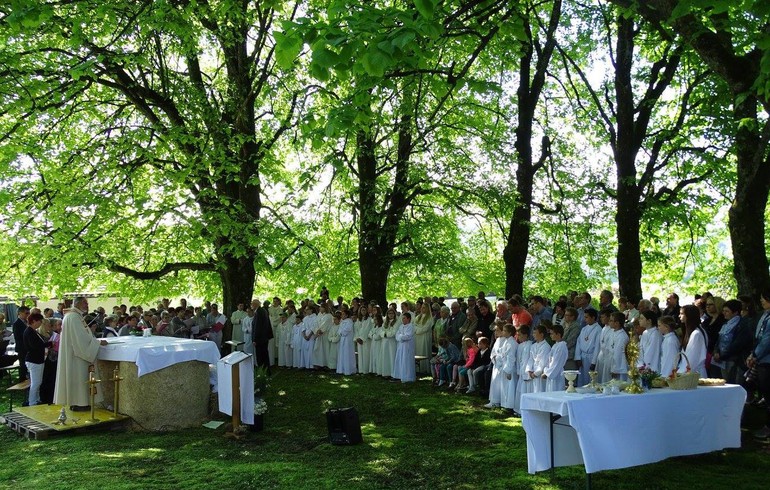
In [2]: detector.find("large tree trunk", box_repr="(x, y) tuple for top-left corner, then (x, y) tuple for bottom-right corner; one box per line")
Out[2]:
(503, 0), (561, 299)
(220, 255), (256, 342)
(613, 15), (644, 304)
(358, 247), (391, 307)
(730, 97), (770, 297)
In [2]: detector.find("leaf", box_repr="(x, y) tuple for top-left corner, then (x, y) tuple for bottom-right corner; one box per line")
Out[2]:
(413, 0), (436, 20)
(275, 31), (303, 70)
(361, 48), (391, 77)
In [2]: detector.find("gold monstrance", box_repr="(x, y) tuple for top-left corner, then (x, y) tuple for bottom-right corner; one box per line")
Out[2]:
(624, 331), (644, 394)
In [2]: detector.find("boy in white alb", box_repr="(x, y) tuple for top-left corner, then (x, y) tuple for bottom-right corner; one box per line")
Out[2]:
(658, 316), (681, 377)
(636, 311), (662, 373)
(575, 309), (601, 386)
(290, 315), (303, 368)
(595, 310), (614, 383)
(326, 312), (341, 371)
(543, 324), (567, 392)
(529, 324), (551, 393)
(514, 325), (533, 415)
(609, 312), (629, 380)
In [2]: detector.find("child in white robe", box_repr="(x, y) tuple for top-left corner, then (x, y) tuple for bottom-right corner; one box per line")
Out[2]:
(381, 313), (398, 377)
(290, 315), (303, 368)
(300, 309), (317, 369)
(636, 310), (662, 373)
(326, 312), (341, 371)
(595, 310), (614, 383)
(413, 305), (434, 374)
(658, 316), (681, 377)
(336, 310), (356, 375)
(277, 312), (292, 367)
(609, 312), (629, 380)
(514, 325), (533, 415)
(500, 323), (518, 411)
(530, 324), (551, 393)
(355, 309), (373, 374)
(544, 324), (567, 392)
(312, 305), (332, 368)
(392, 312), (416, 382)
(368, 316), (384, 374)
(484, 322), (506, 408)
(575, 309), (601, 386)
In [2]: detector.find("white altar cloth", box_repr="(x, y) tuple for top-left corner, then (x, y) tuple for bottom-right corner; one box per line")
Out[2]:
(98, 336), (221, 377)
(521, 385), (745, 474)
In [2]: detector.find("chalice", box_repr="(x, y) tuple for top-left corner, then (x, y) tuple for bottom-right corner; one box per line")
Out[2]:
(564, 370), (580, 393)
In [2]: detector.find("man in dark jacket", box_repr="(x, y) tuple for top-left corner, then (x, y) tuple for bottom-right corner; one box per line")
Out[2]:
(12, 306), (30, 380)
(252, 299), (274, 374)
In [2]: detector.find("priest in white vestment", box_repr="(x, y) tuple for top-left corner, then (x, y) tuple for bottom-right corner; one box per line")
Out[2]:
(54, 297), (107, 410)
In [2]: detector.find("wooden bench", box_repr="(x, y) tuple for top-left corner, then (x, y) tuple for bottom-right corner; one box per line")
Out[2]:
(7, 378), (30, 411)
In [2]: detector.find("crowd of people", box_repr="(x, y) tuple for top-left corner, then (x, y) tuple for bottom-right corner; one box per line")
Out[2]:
(2, 287), (769, 440)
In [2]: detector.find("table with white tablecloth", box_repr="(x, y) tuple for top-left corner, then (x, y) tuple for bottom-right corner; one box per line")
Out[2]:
(96, 336), (221, 429)
(521, 385), (746, 475)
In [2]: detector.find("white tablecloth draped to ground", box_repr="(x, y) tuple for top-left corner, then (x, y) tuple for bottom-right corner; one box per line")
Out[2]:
(521, 385), (746, 474)
(98, 336), (221, 377)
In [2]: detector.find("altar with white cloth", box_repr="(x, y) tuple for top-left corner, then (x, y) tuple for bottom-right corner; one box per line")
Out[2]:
(521, 385), (745, 475)
(96, 336), (221, 429)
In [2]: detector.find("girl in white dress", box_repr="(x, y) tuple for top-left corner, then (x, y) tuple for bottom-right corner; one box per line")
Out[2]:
(679, 305), (708, 378)
(381, 309), (398, 377)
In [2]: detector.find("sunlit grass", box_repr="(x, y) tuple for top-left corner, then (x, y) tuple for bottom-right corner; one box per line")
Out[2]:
(0, 368), (768, 489)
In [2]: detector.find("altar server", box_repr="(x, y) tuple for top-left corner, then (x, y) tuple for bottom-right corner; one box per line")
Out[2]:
(595, 310), (614, 383)
(413, 304), (434, 374)
(575, 309), (601, 386)
(514, 325), (533, 414)
(636, 311), (662, 373)
(368, 314), (384, 374)
(242, 308), (254, 356)
(530, 324), (551, 393)
(609, 312), (629, 380)
(484, 322), (507, 408)
(543, 324), (567, 392)
(658, 316), (680, 377)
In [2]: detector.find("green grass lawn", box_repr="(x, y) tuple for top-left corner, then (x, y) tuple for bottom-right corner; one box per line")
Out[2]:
(0, 368), (768, 490)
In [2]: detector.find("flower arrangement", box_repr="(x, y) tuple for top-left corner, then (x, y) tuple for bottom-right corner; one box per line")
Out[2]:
(639, 367), (661, 388)
(254, 398), (268, 415)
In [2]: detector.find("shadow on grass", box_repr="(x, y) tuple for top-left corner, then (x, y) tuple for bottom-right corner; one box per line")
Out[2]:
(0, 368), (769, 489)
